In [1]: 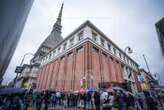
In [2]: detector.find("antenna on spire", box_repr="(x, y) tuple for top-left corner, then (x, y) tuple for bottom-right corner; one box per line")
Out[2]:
(52, 2), (64, 33)
(56, 2), (64, 25)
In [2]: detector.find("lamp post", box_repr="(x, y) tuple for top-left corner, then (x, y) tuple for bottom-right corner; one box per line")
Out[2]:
(142, 54), (151, 73)
(154, 73), (160, 81)
(124, 46), (133, 54)
(20, 52), (34, 66)
(124, 46), (133, 91)
(13, 52), (34, 87)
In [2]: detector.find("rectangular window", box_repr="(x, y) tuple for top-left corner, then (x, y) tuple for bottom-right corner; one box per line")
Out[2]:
(78, 31), (83, 41)
(126, 67), (128, 73)
(108, 43), (111, 51)
(100, 38), (105, 46)
(123, 55), (126, 61)
(49, 53), (52, 59)
(58, 47), (61, 52)
(70, 37), (74, 46)
(53, 50), (56, 55)
(113, 48), (116, 54)
(63, 43), (67, 50)
(119, 52), (122, 58)
(92, 31), (97, 41)
(127, 59), (129, 64)
(51, 51), (53, 57)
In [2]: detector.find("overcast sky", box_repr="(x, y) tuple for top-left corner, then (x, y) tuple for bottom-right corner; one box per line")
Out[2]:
(3, 0), (164, 85)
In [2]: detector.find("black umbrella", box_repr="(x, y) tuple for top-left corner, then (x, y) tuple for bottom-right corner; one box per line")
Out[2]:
(0, 88), (26, 95)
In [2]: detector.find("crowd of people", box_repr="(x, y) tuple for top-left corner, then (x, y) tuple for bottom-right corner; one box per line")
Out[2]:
(0, 87), (163, 110)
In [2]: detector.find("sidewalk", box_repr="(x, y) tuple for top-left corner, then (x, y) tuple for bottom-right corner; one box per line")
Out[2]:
(28, 105), (82, 110)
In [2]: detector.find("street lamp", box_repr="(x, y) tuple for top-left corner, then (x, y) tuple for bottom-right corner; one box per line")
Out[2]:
(124, 46), (133, 54)
(154, 73), (160, 81)
(154, 73), (161, 86)
(142, 54), (151, 73)
(13, 52), (34, 87)
(124, 46), (133, 92)
(20, 52), (34, 66)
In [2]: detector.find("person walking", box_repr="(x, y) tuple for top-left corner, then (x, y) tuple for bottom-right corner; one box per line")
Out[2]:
(0, 96), (11, 110)
(94, 91), (100, 110)
(0, 96), (3, 107)
(126, 92), (135, 110)
(83, 93), (87, 110)
(9, 96), (24, 110)
(31, 92), (37, 107)
(74, 92), (79, 107)
(102, 92), (114, 110)
(50, 93), (56, 108)
(137, 95), (144, 110)
(145, 93), (158, 110)
(43, 91), (50, 110)
(24, 93), (30, 110)
(118, 91), (127, 110)
(112, 91), (119, 110)
(67, 92), (71, 107)
(108, 92), (114, 110)
(56, 91), (61, 106)
(36, 94), (42, 110)
(86, 91), (91, 109)
(91, 92), (95, 110)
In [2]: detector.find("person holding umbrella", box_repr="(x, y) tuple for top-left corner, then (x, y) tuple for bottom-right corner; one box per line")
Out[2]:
(79, 88), (86, 108)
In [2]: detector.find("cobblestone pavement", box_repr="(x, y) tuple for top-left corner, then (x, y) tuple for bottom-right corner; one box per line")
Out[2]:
(29, 106), (83, 110)
(28, 105), (84, 110)
(28, 104), (164, 110)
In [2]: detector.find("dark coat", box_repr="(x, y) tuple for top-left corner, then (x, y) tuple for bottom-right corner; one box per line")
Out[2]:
(146, 96), (158, 110)
(94, 92), (100, 105)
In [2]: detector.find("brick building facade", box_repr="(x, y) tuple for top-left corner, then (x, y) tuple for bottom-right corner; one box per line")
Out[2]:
(36, 21), (140, 92)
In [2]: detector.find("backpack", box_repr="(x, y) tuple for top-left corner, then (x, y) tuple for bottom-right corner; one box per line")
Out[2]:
(113, 96), (119, 108)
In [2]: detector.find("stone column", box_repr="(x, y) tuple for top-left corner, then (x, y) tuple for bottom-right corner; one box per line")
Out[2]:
(62, 55), (68, 91)
(118, 63), (124, 83)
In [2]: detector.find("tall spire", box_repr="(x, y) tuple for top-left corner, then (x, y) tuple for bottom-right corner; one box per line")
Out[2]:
(56, 2), (64, 25)
(53, 3), (64, 32)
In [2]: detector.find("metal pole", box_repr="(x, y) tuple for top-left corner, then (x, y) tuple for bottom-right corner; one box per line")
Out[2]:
(142, 54), (150, 73)
(20, 52), (34, 66)
(124, 46), (133, 91)
(13, 52), (34, 87)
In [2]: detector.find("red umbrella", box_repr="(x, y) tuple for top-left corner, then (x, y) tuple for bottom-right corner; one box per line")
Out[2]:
(79, 88), (85, 95)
